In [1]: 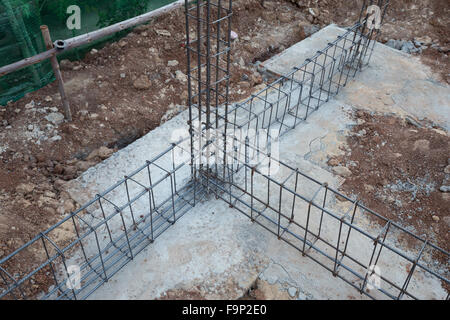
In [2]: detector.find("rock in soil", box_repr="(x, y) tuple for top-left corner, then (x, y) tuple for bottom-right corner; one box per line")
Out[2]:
(332, 166), (352, 177)
(133, 75), (152, 90)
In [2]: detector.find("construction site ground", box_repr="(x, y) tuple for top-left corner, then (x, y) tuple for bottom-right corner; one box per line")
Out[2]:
(0, 0), (449, 299)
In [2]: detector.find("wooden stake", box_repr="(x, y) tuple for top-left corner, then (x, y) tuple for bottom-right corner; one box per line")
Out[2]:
(40, 25), (72, 121)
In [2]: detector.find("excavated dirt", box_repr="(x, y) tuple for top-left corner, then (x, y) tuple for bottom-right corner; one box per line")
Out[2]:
(329, 111), (449, 278)
(0, 0), (449, 299)
(291, 0), (450, 83)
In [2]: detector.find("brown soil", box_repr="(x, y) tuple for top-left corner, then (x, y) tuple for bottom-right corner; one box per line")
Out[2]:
(0, 0), (449, 299)
(157, 287), (206, 300)
(303, 0), (450, 83)
(329, 111), (449, 275)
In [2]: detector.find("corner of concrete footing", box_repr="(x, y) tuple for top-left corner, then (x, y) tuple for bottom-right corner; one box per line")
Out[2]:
(66, 24), (449, 300)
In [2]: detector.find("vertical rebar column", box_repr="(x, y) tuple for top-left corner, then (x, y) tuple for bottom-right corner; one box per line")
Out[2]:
(185, 0), (233, 192)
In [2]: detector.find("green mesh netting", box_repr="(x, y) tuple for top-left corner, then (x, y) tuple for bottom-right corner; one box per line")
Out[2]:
(0, 0), (176, 106)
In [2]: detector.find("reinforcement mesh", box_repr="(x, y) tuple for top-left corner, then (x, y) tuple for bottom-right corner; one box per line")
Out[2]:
(0, 0), (176, 106)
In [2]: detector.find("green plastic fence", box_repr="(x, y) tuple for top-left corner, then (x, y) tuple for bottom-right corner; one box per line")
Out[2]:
(0, 0), (176, 106)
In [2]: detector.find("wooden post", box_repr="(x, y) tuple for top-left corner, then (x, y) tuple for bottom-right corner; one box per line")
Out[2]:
(40, 25), (72, 121)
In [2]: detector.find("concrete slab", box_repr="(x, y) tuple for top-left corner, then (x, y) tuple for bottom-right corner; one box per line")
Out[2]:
(64, 25), (449, 300)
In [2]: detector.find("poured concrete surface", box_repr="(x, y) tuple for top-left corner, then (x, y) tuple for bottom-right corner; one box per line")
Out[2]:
(66, 25), (449, 300)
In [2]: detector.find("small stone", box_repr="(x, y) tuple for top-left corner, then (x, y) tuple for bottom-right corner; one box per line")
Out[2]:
(86, 146), (114, 161)
(432, 215), (440, 222)
(167, 60), (179, 67)
(27, 124), (34, 131)
(118, 40), (127, 48)
(120, 73), (126, 78)
(133, 75), (152, 90)
(278, 12), (292, 23)
(251, 72), (263, 85)
(440, 186), (450, 192)
(238, 81), (251, 89)
(332, 166), (352, 177)
(44, 96), (52, 102)
(14, 108), (21, 114)
(38, 195), (59, 208)
(401, 41), (421, 54)
(45, 112), (65, 125)
(386, 39), (404, 50)
(57, 200), (75, 215)
(442, 193), (450, 201)
(414, 35), (432, 46)
(63, 166), (77, 176)
(17, 199), (32, 208)
(329, 158), (339, 166)
(16, 183), (35, 194)
(444, 165), (450, 174)
(364, 184), (375, 192)
(288, 287), (297, 298)
(90, 48), (98, 54)
(308, 7), (319, 17)
(239, 57), (245, 67)
(230, 30), (238, 40)
(432, 128), (446, 136)
(25, 101), (35, 109)
(43, 207), (56, 215)
(357, 129), (367, 136)
(54, 179), (67, 191)
(76, 160), (96, 171)
(44, 191), (56, 199)
(53, 164), (64, 174)
(175, 70), (187, 83)
(155, 29), (171, 37)
(413, 139), (430, 152)
(50, 135), (62, 142)
(257, 64), (267, 73)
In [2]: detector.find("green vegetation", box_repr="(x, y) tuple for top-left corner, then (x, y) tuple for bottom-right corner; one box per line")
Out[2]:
(0, 0), (175, 105)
